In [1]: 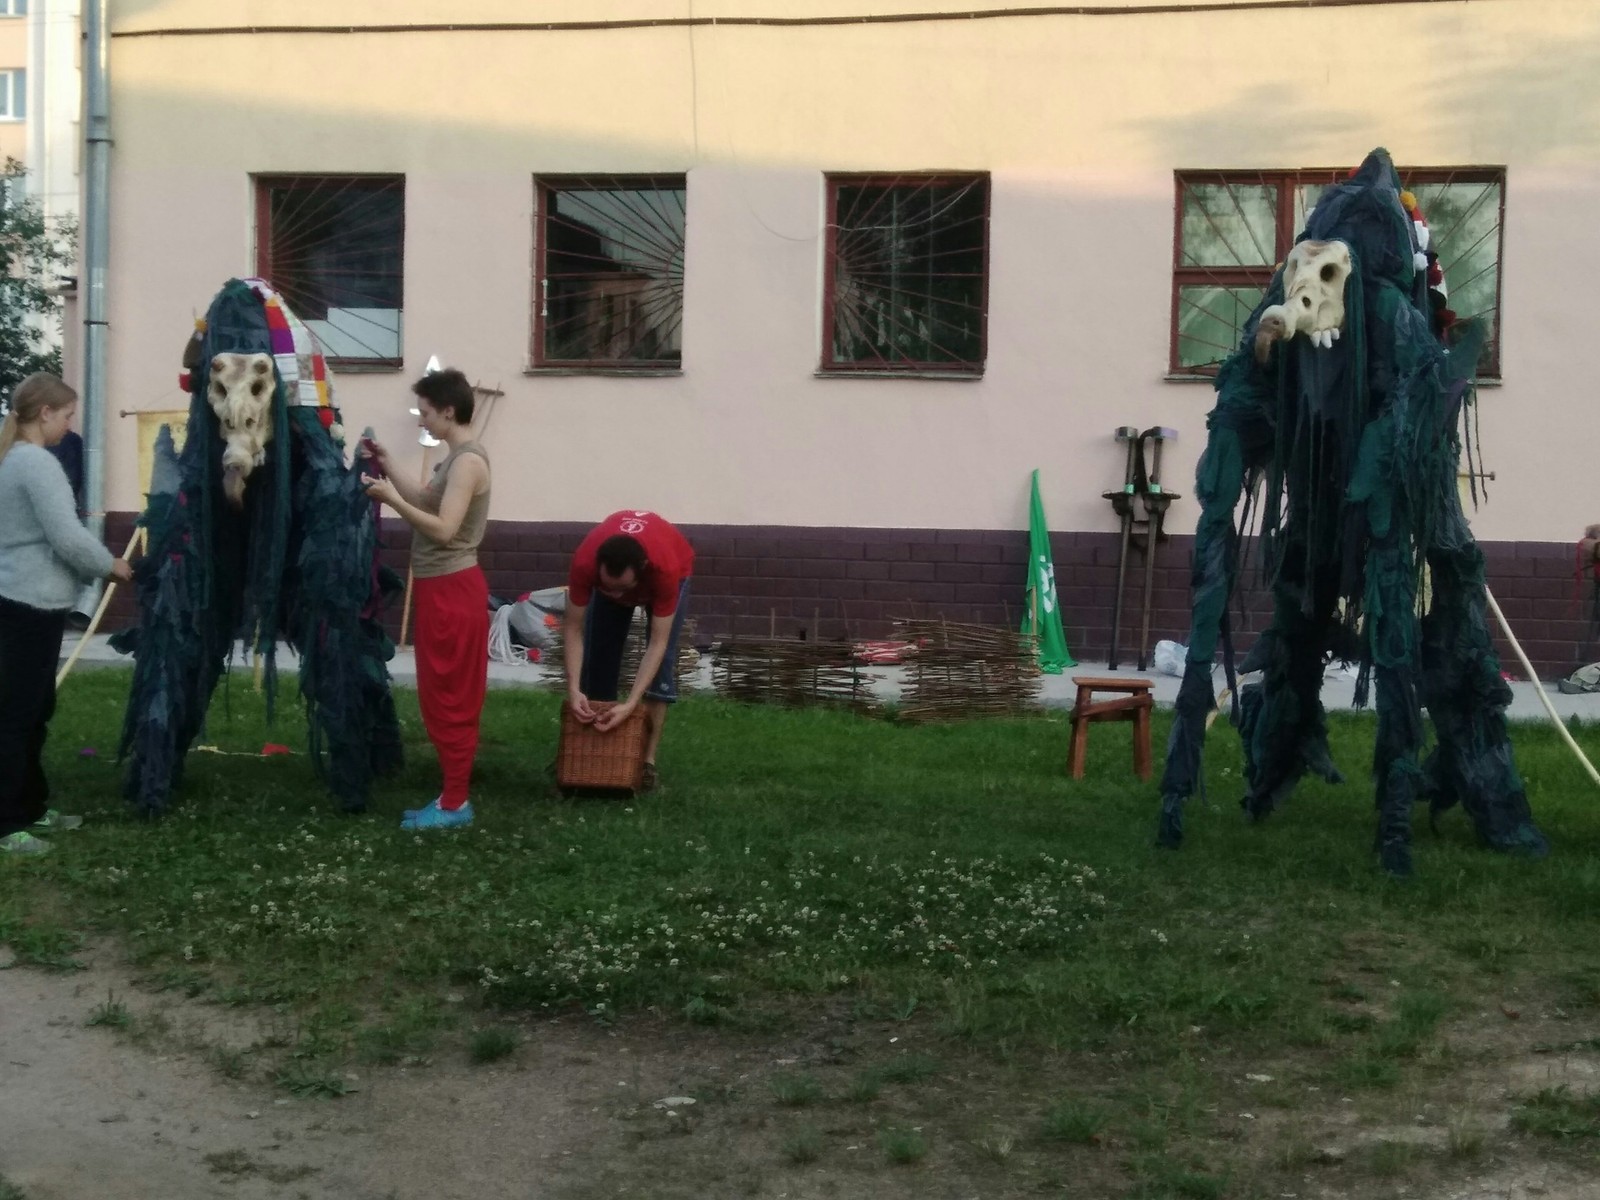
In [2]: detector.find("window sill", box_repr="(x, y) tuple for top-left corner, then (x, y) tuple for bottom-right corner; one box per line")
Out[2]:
(524, 366), (683, 378)
(329, 360), (403, 374)
(814, 369), (984, 382)
(1167, 371), (1503, 388)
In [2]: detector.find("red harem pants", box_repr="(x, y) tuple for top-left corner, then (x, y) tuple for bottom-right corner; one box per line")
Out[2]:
(412, 565), (489, 809)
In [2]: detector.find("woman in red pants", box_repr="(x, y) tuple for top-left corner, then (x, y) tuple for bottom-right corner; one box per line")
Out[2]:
(362, 368), (491, 831)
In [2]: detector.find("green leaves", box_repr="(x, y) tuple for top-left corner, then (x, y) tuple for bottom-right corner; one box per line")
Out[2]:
(0, 159), (74, 399)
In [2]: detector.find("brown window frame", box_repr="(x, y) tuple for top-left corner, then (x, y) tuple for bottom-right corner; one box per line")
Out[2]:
(531, 173), (687, 372)
(822, 172), (991, 375)
(1170, 166), (1506, 379)
(253, 173), (406, 370)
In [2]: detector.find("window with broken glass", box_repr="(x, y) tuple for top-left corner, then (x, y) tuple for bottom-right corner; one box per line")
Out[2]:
(1171, 168), (1505, 377)
(823, 173), (989, 374)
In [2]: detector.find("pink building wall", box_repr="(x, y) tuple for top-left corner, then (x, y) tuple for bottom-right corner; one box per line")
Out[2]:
(93, 1), (1600, 666)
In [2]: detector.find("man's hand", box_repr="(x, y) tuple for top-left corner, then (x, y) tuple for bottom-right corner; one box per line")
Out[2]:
(568, 690), (597, 724)
(594, 701), (636, 732)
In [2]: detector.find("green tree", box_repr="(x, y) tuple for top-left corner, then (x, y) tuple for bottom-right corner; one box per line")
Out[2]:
(1, 157), (76, 402)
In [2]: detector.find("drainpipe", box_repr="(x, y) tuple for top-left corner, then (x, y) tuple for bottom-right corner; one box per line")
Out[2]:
(25, 3), (44, 183)
(81, 0), (110, 555)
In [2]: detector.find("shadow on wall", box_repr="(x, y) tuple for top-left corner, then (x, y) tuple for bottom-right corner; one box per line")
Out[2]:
(1125, 13), (1600, 165)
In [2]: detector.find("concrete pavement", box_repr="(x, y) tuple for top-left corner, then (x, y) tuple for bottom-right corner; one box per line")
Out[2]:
(56, 632), (1600, 725)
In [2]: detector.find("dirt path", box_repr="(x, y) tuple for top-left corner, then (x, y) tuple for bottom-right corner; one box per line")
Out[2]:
(1, 948), (694, 1200)
(1, 947), (968, 1200)
(3, 946), (1596, 1199)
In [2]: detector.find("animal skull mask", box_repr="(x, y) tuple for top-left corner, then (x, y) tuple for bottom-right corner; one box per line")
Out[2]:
(1253, 239), (1353, 363)
(207, 352), (276, 507)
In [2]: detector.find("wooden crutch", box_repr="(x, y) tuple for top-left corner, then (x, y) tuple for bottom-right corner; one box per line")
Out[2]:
(396, 446), (432, 649)
(57, 525), (146, 688)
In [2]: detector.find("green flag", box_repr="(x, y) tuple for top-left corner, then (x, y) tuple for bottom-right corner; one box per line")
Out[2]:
(1021, 469), (1075, 673)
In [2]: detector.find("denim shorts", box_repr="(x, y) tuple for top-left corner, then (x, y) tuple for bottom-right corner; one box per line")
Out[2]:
(579, 579), (691, 704)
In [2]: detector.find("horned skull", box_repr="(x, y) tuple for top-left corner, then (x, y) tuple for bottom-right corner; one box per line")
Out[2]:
(1253, 239), (1353, 363)
(207, 352), (276, 508)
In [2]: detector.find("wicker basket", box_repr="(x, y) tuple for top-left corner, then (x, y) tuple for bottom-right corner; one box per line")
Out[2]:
(555, 701), (647, 792)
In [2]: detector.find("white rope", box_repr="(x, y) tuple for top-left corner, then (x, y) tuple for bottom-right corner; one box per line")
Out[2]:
(488, 603), (528, 666)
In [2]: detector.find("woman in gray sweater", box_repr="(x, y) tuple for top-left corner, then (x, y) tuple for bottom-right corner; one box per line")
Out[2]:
(0, 373), (132, 855)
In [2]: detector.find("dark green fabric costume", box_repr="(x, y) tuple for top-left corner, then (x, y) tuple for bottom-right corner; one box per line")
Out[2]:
(1157, 149), (1547, 876)
(112, 280), (403, 814)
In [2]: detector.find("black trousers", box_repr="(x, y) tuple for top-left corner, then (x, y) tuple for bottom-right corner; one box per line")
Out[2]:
(0, 596), (67, 837)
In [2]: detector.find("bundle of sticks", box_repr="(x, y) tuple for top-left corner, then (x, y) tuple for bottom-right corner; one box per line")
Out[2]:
(893, 618), (1041, 722)
(714, 637), (875, 711)
(539, 613), (700, 692)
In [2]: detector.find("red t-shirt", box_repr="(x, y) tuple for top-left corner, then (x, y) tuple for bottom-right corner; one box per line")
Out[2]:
(568, 511), (695, 615)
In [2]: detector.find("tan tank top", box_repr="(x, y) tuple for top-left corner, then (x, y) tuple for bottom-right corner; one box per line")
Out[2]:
(410, 441), (491, 579)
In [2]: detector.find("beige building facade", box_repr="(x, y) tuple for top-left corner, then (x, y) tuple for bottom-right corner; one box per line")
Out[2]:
(98, 0), (1600, 667)
(0, 1), (25, 164)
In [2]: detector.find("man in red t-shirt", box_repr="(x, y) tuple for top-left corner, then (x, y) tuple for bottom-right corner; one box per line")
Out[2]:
(564, 510), (695, 788)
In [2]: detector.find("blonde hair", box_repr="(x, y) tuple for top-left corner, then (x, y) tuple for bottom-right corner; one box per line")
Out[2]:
(0, 372), (78, 468)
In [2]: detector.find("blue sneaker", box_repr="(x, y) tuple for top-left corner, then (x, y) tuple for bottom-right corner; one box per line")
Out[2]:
(401, 800), (473, 831)
(403, 796), (443, 821)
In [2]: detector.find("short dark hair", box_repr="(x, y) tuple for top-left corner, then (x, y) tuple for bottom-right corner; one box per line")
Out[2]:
(412, 367), (475, 424)
(596, 535), (647, 578)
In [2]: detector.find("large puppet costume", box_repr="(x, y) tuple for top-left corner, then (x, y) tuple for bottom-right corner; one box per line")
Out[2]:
(1157, 150), (1547, 877)
(114, 279), (403, 814)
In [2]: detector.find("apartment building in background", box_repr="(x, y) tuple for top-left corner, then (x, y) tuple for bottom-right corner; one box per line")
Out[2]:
(93, 1), (1600, 672)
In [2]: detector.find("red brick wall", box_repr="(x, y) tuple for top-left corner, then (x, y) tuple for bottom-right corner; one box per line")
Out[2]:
(103, 513), (1597, 679)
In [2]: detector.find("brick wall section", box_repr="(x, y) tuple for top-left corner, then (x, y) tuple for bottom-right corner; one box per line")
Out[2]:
(101, 513), (1598, 679)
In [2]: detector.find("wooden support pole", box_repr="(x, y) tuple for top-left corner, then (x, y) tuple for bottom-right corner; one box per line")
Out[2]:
(57, 526), (145, 688)
(1485, 585), (1600, 787)
(397, 446), (432, 648)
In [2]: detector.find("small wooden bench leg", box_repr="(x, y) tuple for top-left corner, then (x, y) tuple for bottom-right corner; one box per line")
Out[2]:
(1133, 701), (1152, 781)
(1069, 715), (1089, 779)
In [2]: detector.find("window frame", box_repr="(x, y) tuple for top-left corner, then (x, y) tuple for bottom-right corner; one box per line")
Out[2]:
(0, 69), (25, 121)
(530, 172), (688, 373)
(0, 0), (27, 18)
(1170, 166), (1507, 379)
(821, 171), (991, 377)
(252, 172), (407, 371)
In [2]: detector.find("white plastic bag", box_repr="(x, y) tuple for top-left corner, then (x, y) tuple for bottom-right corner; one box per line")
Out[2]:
(1152, 639), (1186, 677)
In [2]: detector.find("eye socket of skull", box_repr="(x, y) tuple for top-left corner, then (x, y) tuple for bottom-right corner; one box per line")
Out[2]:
(1320, 263), (1339, 283)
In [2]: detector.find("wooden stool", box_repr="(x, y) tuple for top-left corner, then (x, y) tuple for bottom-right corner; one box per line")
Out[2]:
(1067, 675), (1154, 781)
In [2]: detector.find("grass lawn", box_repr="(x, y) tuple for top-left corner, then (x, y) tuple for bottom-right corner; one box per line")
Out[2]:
(3, 669), (1599, 1197)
